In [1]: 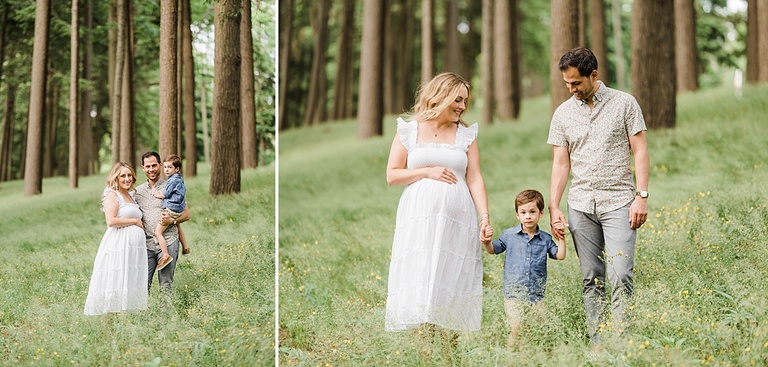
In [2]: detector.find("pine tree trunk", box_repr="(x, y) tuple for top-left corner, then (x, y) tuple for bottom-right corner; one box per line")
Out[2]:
(24, 0), (50, 195)
(550, 0), (579, 114)
(746, 0), (758, 83)
(631, 0), (675, 129)
(79, 0), (93, 176)
(758, 0), (768, 82)
(674, 0), (698, 92)
(0, 2), (8, 182)
(159, 0), (178, 160)
(241, 0), (258, 169)
(611, 0), (626, 90)
(588, 0), (609, 85)
(120, 0), (135, 167)
(357, 0), (385, 138)
(397, 0), (416, 114)
(578, 0), (586, 46)
(444, 0), (461, 73)
(303, 0), (330, 126)
(420, 0), (433, 84)
(69, 0), (79, 188)
(495, 0), (521, 120)
(43, 68), (54, 178)
(201, 77), (210, 164)
(110, 0), (125, 164)
(176, 0), (183, 158)
(0, 84), (14, 182)
(183, 0), (197, 175)
(210, 0), (241, 195)
(332, 0), (356, 120)
(278, 0), (292, 130)
(482, 0), (494, 125)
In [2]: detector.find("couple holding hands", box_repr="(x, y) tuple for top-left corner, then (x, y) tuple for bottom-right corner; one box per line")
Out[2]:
(384, 47), (650, 350)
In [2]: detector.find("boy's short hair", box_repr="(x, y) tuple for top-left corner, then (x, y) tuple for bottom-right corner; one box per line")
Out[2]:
(164, 154), (182, 171)
(515, 189), (545, 212)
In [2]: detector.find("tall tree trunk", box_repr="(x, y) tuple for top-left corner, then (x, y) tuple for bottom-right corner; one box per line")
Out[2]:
(120, 0), (135, 167)
(550, 0), (579, 114)
(746, 0), (758, 83)
(420, 0), (433, 84)
(632, 0), (675, 129)
(69, 0), (79, 188)
(588, 0), (609, 85)
(0, 84), (13, 182)
(176, 0), (183, 158)
(357, 0), (385, 138)
(332, 0), (356, 120)
(24, 0), (50, 195)
(278, 0), (292, 130)
(210, 0), (241, 195)
(495, 0), (521, 120)
(110, 0), (125, 164)
(444, 0), (461, 73)
(241, 0), (257, 169)
(201, 77), (210, 164)
(0, 2), (8, 181)
(481, 0), (494, 125)
(383, 0), (395, 114)
(79, 0), (93, 176)
(758, 0), (768, 82)
(397, 0), (416, 113)
(611, 0), (626, 90)
(578, 0), (586, 46)
(159, 0), (178, 159)
(303, 0), (330, 126)
(674, 0), (698, 92)
(108, 0), (116, 143)
(183, 0), (197, 175)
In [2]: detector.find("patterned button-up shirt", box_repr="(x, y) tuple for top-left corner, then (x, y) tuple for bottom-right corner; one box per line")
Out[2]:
(492, 224), (560, 303)
(547, 81), (646, 214)
(135, 178), (179, 251)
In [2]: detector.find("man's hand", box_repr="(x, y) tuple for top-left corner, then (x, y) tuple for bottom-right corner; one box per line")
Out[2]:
(549, 207), (568, 241)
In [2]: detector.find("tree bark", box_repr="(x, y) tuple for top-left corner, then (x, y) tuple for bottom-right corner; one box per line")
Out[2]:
(79, 0), (93, 176)
(0, 2), (9, 181)
(176, 0), (183, 159)
(120, 0), (135, 167)
(674, 0), (698, 92)
(182, 0), (197, 175)
(397, 0), (416, 113)
(550, 0), (579, 115)
(357, 0), (385, 138)
(746, 0), (758, 83)
(159, 0), (178, 160)
(494, 0), (514, 119)
(110, 0), (125, 164)
(69, 0), (79, 188)
(0, 84), (13, 182)
(420, 0), (433, 84)
(631, 0), (675, 129)
(758, 0), (768, 82)
(578, 0), (586, 46)
(444, 0), (461, 73)
(24, 0), (50, 195)
(332, 0), (356, 120)
(278, 0), (292, 130)
(303, 0), (330, 126)
(210, 0), (241, 195)
(241, 0), (257, 169)
(588, 0), (609, 86)
(611, 0), (626, 90)
(481, 0), (494, 125)
(201, 77), (210, 164)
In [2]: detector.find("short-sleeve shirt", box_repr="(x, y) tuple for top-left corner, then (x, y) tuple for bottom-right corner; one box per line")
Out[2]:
(492, 224), (559, 303)
(547, 81), (646, 214)
(135, 178), (179, 251)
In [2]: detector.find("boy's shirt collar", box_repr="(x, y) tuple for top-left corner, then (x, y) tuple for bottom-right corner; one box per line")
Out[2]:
(511, 223), (542, 239)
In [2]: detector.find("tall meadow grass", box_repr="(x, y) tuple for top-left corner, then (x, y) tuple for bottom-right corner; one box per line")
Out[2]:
(279, 84), (768, 366)
(0, 163), (275, 366)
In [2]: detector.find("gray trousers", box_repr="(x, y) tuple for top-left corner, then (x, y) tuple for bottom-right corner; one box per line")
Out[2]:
(147, 238), (179, 293)
(568, 202), (635, 340)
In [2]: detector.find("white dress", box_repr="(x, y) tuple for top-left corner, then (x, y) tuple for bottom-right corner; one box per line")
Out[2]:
(84, 188), (148, 315)
(385, 118), (483, 331)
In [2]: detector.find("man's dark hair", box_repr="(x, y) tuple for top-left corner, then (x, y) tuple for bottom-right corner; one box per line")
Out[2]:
(558, 47), (598, 77)
(141, 151), (161, 166)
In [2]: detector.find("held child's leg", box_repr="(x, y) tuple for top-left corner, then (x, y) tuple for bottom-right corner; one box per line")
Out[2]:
(154, 223), (171, 257)
(504, 298), (524, 348)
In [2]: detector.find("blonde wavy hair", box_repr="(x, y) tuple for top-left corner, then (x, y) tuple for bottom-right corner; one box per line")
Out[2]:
(407, 72), (470, 127)
(105, 161), (137, 192)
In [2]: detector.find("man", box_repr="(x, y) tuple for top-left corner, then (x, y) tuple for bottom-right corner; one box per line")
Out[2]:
(547, 47), (649, 343)
(135, 151), (191, 292)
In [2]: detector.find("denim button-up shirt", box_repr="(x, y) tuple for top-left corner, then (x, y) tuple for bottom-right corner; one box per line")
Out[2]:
(492, 224), (559, 303)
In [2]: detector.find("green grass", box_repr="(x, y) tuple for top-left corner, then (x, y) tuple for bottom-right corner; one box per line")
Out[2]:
(278, 84), (768, 366)
(0, 163), (275, 366)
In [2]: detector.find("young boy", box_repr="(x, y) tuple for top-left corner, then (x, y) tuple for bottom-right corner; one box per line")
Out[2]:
(152, 154), (191, 271)
(482, 189), (566, 347)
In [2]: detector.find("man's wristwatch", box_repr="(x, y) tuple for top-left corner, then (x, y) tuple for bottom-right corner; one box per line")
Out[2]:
(636, 190), (649, 198)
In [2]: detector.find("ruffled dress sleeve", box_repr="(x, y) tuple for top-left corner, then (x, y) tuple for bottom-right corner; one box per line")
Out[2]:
(396, 117), (417, 152)
(457, 123), (479, 152)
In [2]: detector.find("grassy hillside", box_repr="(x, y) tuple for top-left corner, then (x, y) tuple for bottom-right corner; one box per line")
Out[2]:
(0, 163), (275, 366)
(278, 84), (768, 366)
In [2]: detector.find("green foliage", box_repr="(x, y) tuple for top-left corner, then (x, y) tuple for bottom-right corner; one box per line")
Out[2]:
(278, 84), (768, 365)
(0, 163), (275, 366)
